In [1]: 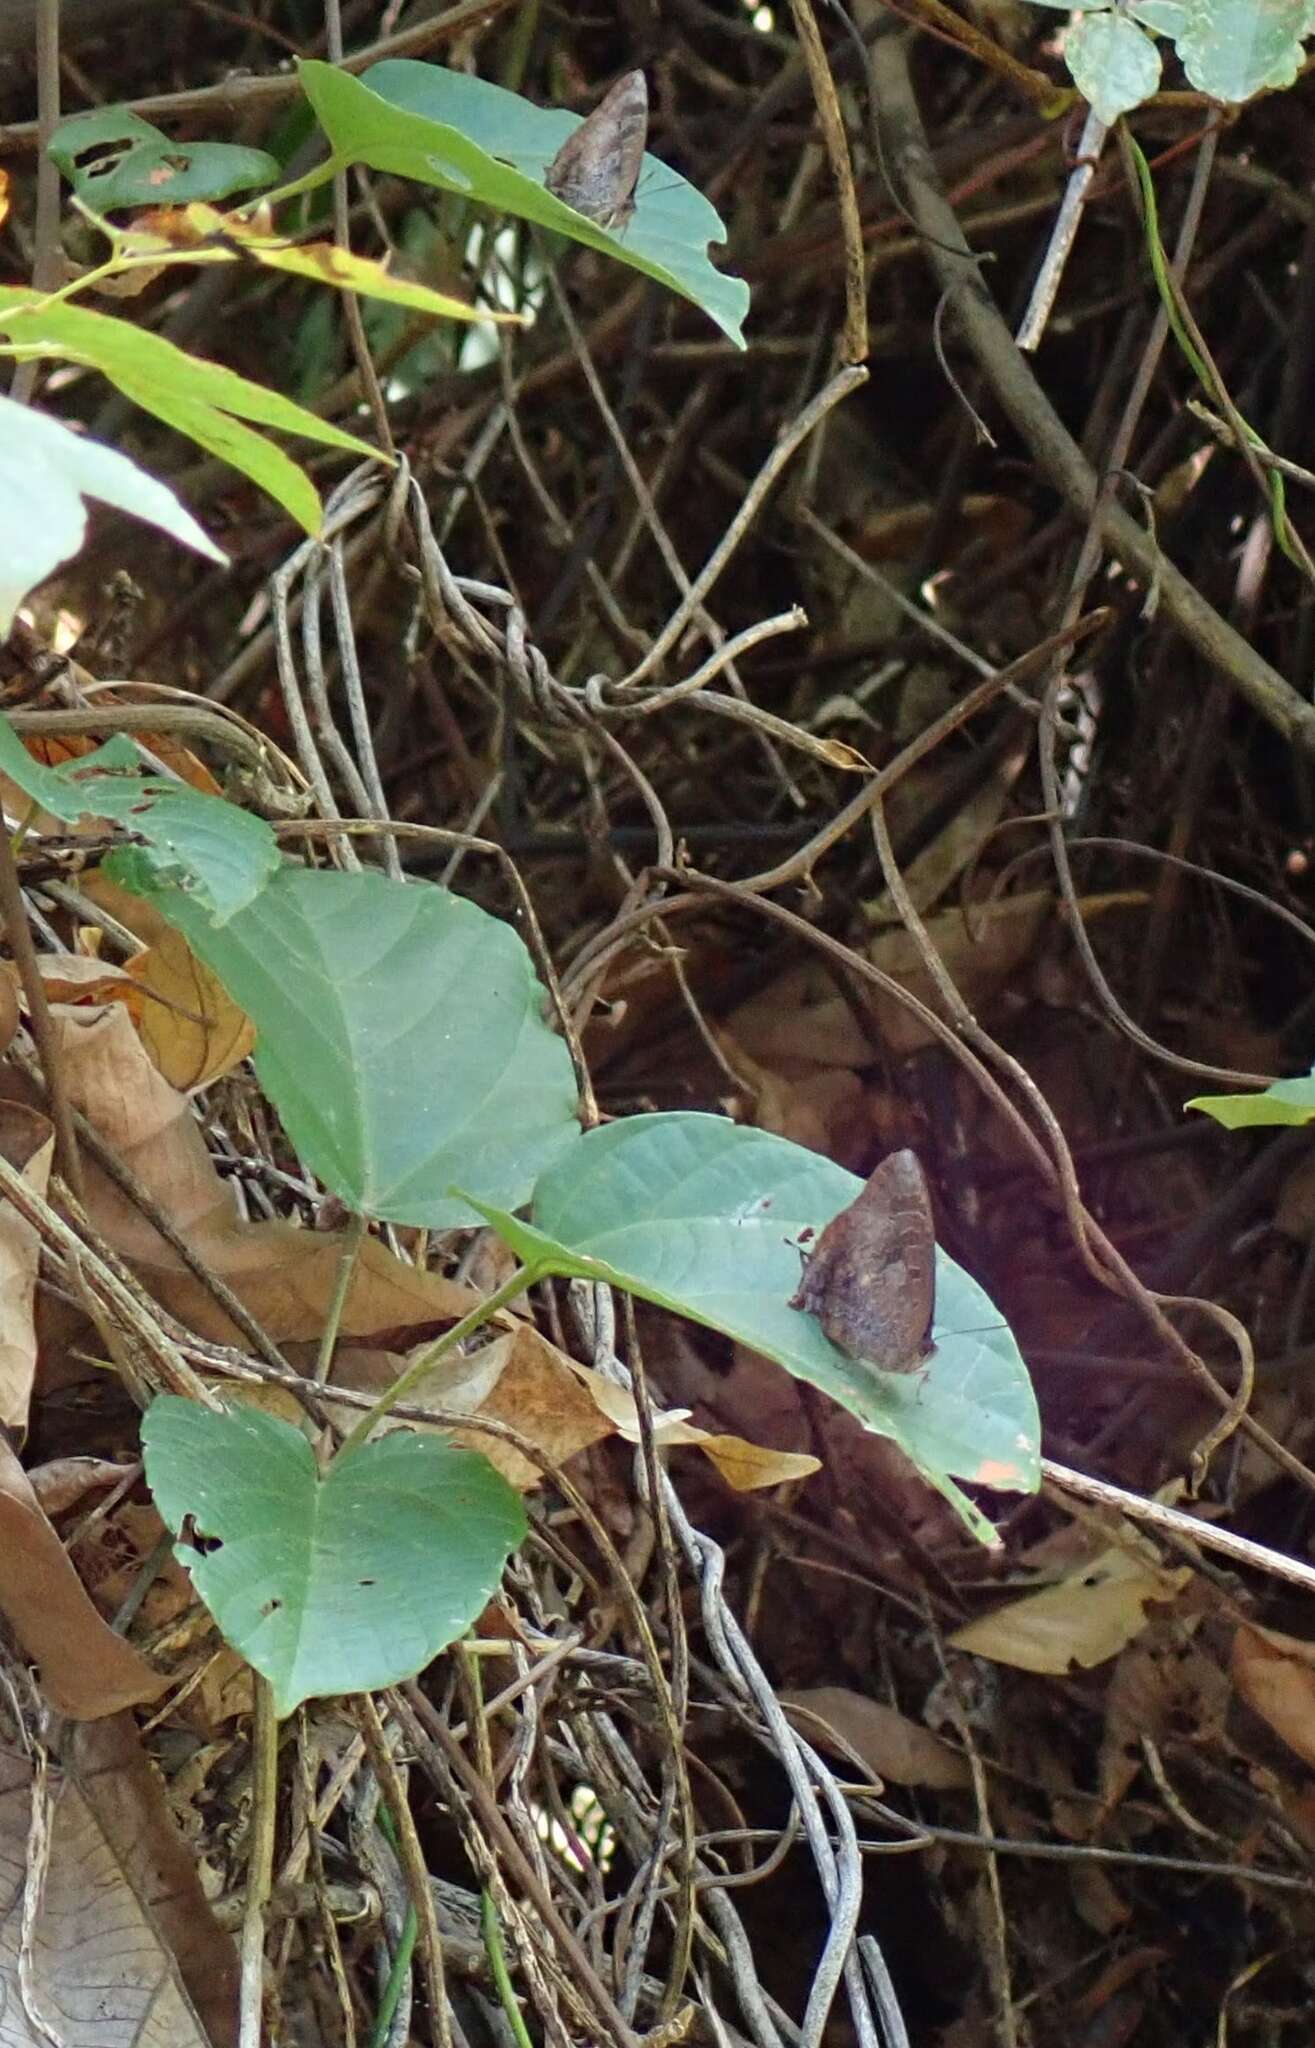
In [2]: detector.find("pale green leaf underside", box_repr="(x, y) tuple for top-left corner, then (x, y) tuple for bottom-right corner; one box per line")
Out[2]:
(118, 865), (582, 1226)
(303, 59), (749, 349)
(470, 1113), (1039, 1546)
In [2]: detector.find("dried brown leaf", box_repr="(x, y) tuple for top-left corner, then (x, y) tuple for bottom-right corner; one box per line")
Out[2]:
(0, 1103), (52, 1433)
(0, 1440), (165, 1719)
(948, 1547), (1192, 1675)
(1231, 1623), (1315, 1770)
(81, 873), (254, 1089)
(780, 1686), (970, 1789)
(328, 1325), (606, 1489)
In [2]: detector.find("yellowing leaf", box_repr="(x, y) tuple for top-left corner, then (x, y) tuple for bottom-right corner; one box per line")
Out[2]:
(127, 922), (255, 1090)
(565, 1357), (821, 1490)
(80, 870), (254, 1089)
(117, 202), (523, 327)
(948, 1547), (1192, 1674)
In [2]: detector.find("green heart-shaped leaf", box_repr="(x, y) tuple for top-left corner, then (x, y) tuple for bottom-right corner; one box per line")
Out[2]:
(143, 1397), (527, 1717)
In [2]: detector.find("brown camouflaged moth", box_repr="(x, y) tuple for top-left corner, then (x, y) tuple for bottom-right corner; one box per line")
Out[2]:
(789, 1150), (936, 1375)
(544, 70), (648, 233)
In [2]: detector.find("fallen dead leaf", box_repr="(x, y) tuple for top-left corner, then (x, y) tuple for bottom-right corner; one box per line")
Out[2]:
(35, 951), (142, 1015)
(727, 960), (874, 1077)
(1231, 1623), (1315, 1771)
(23, 1000), (482, 1345)
(82, 871), (254, 1090)
(327, 1325), (607, 1490)
(780, 1685), (971, 1790)
(163, 1213), (486, 1347)
(325, 1325), (820, 1494)
(862, 890), (1144, 1055)
(948, 1546), (1193, 1675)
(28, 1456), (134, 1517)
(0, 1102), (53, 1433)
(0, 1439), (165, 1719)
(1100, 1622), (1225, 1812)
(0, 1712), (238, 2046)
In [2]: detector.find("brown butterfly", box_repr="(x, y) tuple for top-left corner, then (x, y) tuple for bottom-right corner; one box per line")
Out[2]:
(789, 1150), (936, 1375)
(544, 70), (648, 234)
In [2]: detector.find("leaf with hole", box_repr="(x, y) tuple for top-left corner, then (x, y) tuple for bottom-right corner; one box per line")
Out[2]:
(0, 712), (276, 924)
(143, 1396), (527, 1718)
(50, 106), (279, 210)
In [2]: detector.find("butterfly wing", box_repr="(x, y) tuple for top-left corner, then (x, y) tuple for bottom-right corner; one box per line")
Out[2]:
(790, 1150), (936, 1373)
(544, 70), (648, 231)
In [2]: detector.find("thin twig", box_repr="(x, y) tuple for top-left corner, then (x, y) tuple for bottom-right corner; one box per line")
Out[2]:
(785, 0), (868, 364)
(238, 1675), (280, 2048)
(0, 827), (84, 1204)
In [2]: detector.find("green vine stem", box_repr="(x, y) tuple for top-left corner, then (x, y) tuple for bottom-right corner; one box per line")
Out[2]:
(335, 1262), (548, 1456)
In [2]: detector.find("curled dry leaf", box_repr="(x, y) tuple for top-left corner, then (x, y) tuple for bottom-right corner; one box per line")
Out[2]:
(127, 923), (256, 1091)
(947, 1546), (1193, 1675)
(82, 870), (255, 1089)
(36, 923), (252, 1096)
(326, 1324), (607, 1490)
(0, 1439), (165, 1718)
(0, 1101), (53, 1433)
(1231, 1623), (1315, 1771)
(27, 1455), (133, 1518)
(779, 1686), (971, 1790)
(573, 1358), (820, 1490)
(34, 950), (141, 1015)
(327, 1324), (820, 1493)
